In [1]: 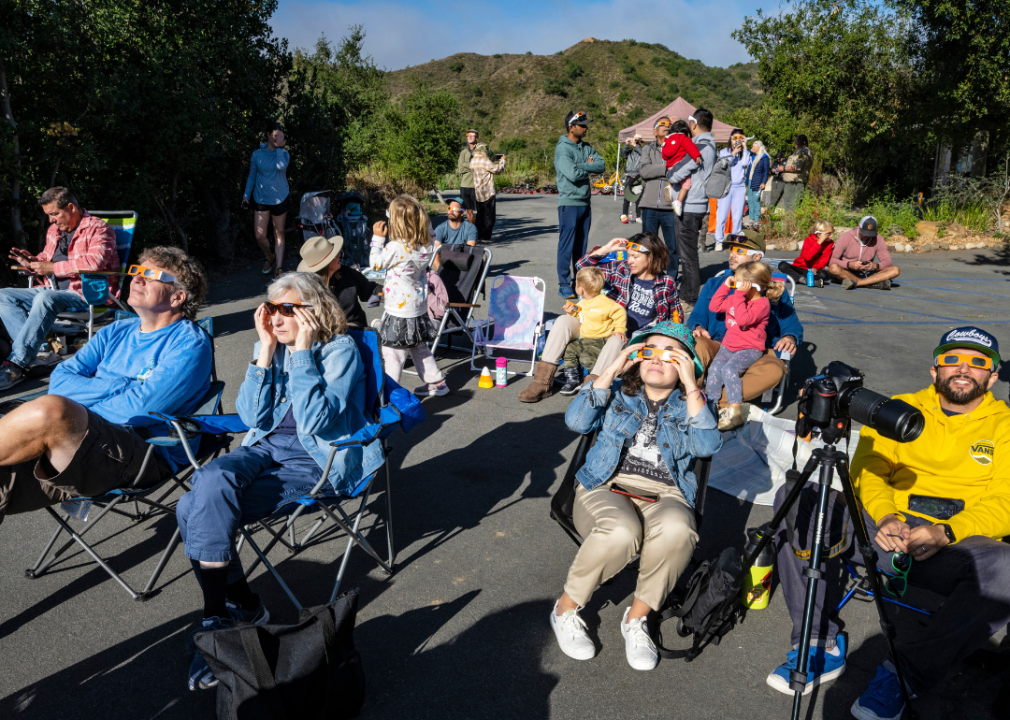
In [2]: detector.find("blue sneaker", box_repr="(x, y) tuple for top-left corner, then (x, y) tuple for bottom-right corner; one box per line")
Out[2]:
(187, 616), (233, 691)
(850, 661), (906, 720)
(226, 596), (270, 626)
(558, 286), (576, 299)
(766, 635), (847, 696)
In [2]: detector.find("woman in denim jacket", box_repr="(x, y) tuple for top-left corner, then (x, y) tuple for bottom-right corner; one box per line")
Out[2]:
(550, 321), (722, 672)
(177, 272), (383, 692)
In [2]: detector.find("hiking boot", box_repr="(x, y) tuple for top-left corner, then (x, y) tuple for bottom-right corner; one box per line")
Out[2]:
(766, 635), (847, 696)
(718, 406), (745, 432)
(851, 661), (908, 720)
(620, 607), (658, 671)
(188, 616), (234, 690)
(518, 361), (558, 403)
(673, 200), (683, 217)
(559, 367), (583, 396)
(226, 596), (270, 626)
(414, 382), (449, 397)
(620, 214), (630, 224)
(842, 278), (857, 290)
(0, 361), (25, 391)
(549, 602), (595, 661)
(869, 279), (892, 290)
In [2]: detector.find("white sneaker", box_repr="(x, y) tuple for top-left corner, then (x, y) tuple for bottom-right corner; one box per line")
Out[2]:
(549, 602), (595, 661)
(635, 216), (642, 224)
(714, 242), (723, 252)
(672, 200), (683, 217)
(621, 607), (658, 671)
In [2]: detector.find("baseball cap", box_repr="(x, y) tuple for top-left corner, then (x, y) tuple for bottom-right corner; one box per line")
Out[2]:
(934, 326), (1002, 365)
(565, 111), (589, 128)
(628, 321), (705, 377)
(859, 216), (879, 238)
(725, 228), (766, 253)
(447, 198), (463, 209)
(465, 128), (478, 135)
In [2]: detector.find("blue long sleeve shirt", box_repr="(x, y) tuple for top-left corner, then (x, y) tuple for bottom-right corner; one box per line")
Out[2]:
(687, 272), (804, 349)
(243, 144), (291, 206)
(554, 135), (606, 207)
(749, 155), (770, 190)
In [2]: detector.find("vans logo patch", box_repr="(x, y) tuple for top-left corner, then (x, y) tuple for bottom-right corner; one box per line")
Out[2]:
(970, 440), (995, 465)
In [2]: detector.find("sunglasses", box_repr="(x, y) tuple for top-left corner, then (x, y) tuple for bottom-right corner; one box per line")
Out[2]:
(127, 265), (176, 284)
(884, 552), (911, 598)
(625, 242), (650, 254)
(264, 302), (313, 317)
(654, 119), (671, 129)
(635, 346), (678, 363)
(728, 245), (759, 256)
(727, 277), (762, 292)
(935, 353), (994, 370)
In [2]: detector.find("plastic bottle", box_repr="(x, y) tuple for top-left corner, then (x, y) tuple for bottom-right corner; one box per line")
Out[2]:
(806, 268), (815, 287)
(478, 366), (494, 389)
(740, 528), (776, 609)
(495, 357), (508, 387)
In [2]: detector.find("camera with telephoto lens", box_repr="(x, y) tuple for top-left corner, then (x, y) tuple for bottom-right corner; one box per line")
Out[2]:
(771, 153), (787, 177)
(795, 361), (925, 445)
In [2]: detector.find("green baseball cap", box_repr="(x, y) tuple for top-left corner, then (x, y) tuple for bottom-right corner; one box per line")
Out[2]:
(628, 321), (704, 377)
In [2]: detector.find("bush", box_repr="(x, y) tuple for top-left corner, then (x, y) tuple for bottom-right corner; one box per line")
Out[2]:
(609, 80), (620, 89)
(449, 60), (464, 73)
(565, 60), (584, 80)
(628, 72), (650, 86)
(627, 106), (645, 123)
(543, 78), (569, 97)
(498, 138), (527, 153)
(381, 86), (462, 189)
(493, 53), (502, 59)
(866, 192), (920, 238)
(608, 105), (617, 114)
(616, 89), (631, 104)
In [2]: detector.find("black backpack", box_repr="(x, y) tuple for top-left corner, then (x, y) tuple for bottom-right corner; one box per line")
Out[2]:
(654, 546), (744, 661)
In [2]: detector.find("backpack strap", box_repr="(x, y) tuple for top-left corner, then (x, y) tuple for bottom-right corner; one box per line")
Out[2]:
(654, 564), (707, 659)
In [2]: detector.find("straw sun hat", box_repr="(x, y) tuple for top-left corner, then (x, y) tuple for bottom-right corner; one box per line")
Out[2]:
(297, 235), (344, 272)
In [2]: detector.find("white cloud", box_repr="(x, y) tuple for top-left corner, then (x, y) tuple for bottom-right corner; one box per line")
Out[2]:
(271, 0), (755, 70)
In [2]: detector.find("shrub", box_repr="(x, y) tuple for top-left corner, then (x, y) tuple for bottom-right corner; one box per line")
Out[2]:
(565, 60), (584, 80)
(493, 53), (502, 58)
(543, 78), (569, 97)
(608, 105), (617, 114)
(628, 72), (650, 86)
(517, 68), (524, 75)
(609, 80), (620, 89)
(498, 138), (527, 153)
(616, 89), (631, 104)
(449, 60), (464, 73)
(627, 106), (645, 123)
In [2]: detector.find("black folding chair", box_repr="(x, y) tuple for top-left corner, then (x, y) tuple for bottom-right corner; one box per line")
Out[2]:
(429, 243), (493, 353)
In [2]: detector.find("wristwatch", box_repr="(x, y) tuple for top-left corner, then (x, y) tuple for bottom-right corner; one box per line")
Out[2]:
(939, 523), (956, 544)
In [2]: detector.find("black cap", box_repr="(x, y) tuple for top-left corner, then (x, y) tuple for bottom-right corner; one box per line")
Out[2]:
(859, 216), (879, 237)
(565, 111), (589, 128)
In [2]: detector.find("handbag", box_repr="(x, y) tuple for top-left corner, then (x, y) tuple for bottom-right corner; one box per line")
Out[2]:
(194, 589), (366, 720)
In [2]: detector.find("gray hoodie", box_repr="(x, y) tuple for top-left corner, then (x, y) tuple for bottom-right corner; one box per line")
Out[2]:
(669, 131), (717, 215)
(637, 141), (673, 211)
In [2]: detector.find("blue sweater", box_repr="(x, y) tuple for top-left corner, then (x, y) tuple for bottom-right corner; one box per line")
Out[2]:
(749, 155), (770, 191)
(687, 272), (804, 349)
(554, 135), (606, 207)
(243, 144), (291, 206)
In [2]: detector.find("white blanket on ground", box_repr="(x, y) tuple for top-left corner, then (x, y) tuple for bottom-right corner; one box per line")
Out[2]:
(707, 404), (861, 506)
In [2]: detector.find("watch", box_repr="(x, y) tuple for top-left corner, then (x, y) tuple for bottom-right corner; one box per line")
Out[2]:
(939, 523), (956, 544)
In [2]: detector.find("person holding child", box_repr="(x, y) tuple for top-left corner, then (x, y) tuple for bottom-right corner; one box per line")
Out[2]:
(705, 261), (785, 431)
(370, 195), (448, 397)
(550, 322), (722, 671)
(662, 119), (702, 218)
(778, 221), (835, 287)
(558, 267), (627, 395)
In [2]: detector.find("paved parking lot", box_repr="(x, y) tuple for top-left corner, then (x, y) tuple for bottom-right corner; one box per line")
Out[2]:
(1, 193), (1009, 720)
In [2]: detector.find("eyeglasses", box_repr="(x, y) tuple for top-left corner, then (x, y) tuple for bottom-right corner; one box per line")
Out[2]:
(637, 346), (677, 363)
(936, 353), (994, 370)
(884, 552), (911, 598)
(727, 277), (762, 292)
(264, 302), (313, 317)
(728, 245), (759, 256)
(127, 265), (176, 284)
(625, 242), (650, 254)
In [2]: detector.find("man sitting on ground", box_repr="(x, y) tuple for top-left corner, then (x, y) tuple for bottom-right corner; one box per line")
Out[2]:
(0, 246), (212, 526)
(434, 199), (478, 247)
(766, 326), (1010, 720)
(827, 215), (900, 290)
(687, 229), (802, 427)
(0, 187), (121, 390)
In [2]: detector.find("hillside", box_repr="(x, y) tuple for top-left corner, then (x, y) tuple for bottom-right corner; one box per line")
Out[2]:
(386, 38), (761, 153)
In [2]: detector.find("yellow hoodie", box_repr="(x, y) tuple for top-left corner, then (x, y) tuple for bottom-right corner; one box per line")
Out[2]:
(577, 293), (627, 339)
(852, 386), (1010, 542)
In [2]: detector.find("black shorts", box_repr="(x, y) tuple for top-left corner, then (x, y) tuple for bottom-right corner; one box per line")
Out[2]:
(250, 195), (290, 216)
(0, 409), (173, 521)
(459, 187), (477, 211)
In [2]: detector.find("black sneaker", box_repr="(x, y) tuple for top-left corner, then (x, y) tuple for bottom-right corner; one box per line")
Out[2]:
(868, 279), (892, 290)
(559, 367), (583, 396)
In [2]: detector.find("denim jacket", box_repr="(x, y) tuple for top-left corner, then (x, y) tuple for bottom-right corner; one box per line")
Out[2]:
(236, 335), (385, 495)
(564, 383), (723, 505)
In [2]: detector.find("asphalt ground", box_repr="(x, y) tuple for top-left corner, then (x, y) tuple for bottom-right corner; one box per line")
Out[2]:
(2, 192), (1010, 720)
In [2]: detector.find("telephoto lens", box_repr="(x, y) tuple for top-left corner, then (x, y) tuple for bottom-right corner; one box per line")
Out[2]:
(839, 387), (925, 443)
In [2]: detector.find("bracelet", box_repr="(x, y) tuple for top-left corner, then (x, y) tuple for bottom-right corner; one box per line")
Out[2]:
(686, 388), (707, 402)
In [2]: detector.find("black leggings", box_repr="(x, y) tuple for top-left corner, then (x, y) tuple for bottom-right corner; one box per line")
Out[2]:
(778, 261), (830, 284)
(621, 198), (638, 218)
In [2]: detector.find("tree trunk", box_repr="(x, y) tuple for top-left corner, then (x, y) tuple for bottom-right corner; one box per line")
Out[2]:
(0, 56), (26, 249)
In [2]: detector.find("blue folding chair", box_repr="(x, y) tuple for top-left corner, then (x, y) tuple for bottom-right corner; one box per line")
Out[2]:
(155, 327), (425, 612)
(21, 314), (232, 601)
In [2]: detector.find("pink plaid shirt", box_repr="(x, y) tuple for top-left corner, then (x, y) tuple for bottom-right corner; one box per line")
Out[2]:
(36, 210), (121, 299)
(469, 153), (506, 202)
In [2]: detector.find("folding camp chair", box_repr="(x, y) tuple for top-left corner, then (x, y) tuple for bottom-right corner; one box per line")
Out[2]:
(21, 315), (231, 601)
(429, 243), (492, 353)
(470, 275), (546, 378)
(835, 562), (932, 617)
(160, 327), (424, 612)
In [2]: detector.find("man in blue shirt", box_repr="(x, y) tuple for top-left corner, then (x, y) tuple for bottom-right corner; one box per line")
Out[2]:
(687, 229), (802, 426)
(433, 199), (478, 247)
(0, 246), (212, 525)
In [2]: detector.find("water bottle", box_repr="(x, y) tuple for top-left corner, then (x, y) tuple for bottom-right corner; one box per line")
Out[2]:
(740, 528), (776, 610)
(495, 357), (508, 387)
(806, 268), (815, 287)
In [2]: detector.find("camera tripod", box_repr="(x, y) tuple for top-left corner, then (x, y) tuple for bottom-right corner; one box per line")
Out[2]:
(742, 441), (917, 720)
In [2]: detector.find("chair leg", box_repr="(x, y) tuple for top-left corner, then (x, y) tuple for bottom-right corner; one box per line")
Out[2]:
(26, 522), (67, 579)
(29, 497), (124, 577)
(768, 371), (788, 416)
(383, 458), (394, 568)
(139, 526), (183, 601)
(240, 528), (303, 613)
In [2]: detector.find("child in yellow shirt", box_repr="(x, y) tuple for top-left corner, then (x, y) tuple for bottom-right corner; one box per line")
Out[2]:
(559, 267), (627, 395)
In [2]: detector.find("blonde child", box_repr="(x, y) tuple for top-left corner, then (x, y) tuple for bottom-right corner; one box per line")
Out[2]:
(558, 267), (627, 395)
(370, 194), (448, 396)
(706, 261), (784, 430)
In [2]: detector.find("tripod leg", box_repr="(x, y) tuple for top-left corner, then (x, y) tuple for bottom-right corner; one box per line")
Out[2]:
(742, 453), (820, 572)
(835, 456), (916, 718)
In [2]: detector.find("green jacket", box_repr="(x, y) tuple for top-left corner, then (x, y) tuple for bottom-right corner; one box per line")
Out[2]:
(554, 135), (606, 206)
(457, 146), (475, 188)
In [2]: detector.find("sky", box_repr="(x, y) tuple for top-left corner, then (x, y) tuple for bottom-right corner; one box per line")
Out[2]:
(271, 0), (775, 71)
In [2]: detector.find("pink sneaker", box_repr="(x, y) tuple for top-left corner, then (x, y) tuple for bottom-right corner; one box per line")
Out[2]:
(414, 382), (449, 397)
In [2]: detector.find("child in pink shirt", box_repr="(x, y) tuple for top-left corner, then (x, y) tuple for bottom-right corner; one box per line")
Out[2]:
(663, 119), (703, 216)
(706, 261), (785, 430)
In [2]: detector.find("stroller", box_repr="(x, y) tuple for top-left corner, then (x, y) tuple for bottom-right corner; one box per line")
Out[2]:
(334, 195), (369, 270)
(295, 190), (371, 273)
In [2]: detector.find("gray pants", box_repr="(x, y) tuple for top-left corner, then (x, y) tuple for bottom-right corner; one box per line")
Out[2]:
(706, 346), (763, 405)
(774, 482), (1010, 693)
(770, 179), (805, 211)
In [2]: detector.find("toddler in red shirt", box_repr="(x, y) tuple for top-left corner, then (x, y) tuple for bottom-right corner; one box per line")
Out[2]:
(663, 119), (703, 216)
(777, 221), (835, 287)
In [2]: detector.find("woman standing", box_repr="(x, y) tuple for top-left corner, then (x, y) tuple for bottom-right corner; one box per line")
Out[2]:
(747, 141), (770, 226)
(243, 121), (291, 277)
(714, 128), (751, 252)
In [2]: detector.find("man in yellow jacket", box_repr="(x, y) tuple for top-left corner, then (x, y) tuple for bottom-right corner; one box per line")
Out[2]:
(766, 326), (1010, 720)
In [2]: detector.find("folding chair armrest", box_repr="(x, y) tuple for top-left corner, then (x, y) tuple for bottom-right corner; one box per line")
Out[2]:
(445, 302), (480, 308)
(777, 350), (793, 362)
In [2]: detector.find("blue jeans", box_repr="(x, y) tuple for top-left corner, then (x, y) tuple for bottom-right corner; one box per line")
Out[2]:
(0, 287), (85, 366)
(640, 208), (678, 279)
(747, 187), (762, 223)
(557, 205), (592, 295)
(177, 434), (333, 581)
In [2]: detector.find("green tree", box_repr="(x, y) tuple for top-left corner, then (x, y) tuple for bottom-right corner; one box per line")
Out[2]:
(382, 86), (463, 189)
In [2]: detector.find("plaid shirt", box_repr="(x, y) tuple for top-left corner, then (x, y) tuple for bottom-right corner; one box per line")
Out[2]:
(469, 153), (506, 202)
(37, 210), (121, 299)
(576, 253), (684, 325)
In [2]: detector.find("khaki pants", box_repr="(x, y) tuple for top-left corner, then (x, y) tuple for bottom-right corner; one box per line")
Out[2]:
(694, 336), (785, 408)
(565, 474), (698, 612)
(541, 315), (625, 374)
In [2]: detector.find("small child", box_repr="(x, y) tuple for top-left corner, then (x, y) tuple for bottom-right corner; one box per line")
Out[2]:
(370, 194), (449, 396)
(779, 220), (835, 287)
(705, 261), (785, 431)
(559, 267), (627, 396)
(663, 119), (703, 217)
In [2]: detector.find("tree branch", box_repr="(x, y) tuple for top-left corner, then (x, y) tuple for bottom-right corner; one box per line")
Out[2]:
(0, 56), (26, 249)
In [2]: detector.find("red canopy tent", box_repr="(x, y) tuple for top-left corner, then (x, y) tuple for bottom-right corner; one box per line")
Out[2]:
(618, 97), (735, 144)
